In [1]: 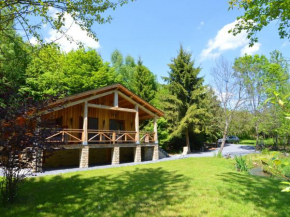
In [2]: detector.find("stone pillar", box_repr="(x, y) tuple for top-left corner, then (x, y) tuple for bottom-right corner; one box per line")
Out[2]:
(79, 146), (89, 168)
(32, 149), (43, 173)
(112, 147), (120, 165)
(153, 145), (159, 161)
(134, 145), (141, 163)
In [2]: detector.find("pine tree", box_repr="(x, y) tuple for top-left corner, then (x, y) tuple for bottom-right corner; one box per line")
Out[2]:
(163, 46), (208, 153)
(131, 58), (157, 103)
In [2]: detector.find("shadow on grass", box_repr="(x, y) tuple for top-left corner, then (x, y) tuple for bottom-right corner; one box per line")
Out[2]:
(217, 172), (290, 217)
(4, 167), (189, 217)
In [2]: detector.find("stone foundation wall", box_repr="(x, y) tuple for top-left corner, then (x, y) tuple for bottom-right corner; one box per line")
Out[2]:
(142, 147), (153, 161)
(40, 144), (159, 171)
(43, 149), (79, 168)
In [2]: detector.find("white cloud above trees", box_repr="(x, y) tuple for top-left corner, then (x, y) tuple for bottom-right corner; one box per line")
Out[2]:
(200, 20), (261, 60)
(240, 43), (261, 56)
(30, 8), (100, 52)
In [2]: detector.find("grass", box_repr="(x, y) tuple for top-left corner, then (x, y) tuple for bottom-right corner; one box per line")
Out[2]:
(239, 138), (274, 146)
(1, 157), (290, 217)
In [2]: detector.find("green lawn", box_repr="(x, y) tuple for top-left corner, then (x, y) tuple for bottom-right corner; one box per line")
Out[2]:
(2, 157), (289, 217)
(240, 138), (274, 146)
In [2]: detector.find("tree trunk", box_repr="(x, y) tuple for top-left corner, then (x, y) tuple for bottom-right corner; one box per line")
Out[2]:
(185, 128), (191, 153)
(219, 124), (228, 154)
(255, 123), (259, 146)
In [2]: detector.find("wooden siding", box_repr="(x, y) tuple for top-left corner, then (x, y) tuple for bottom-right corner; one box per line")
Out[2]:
(43, 103), (136, 131)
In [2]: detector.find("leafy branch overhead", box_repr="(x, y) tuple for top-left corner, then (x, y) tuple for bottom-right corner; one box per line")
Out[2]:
(229, 0), (290, 46)
(0, 0), (134, 45)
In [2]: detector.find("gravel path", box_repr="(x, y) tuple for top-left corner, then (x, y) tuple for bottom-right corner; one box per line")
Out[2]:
(0, 144), (258, 177)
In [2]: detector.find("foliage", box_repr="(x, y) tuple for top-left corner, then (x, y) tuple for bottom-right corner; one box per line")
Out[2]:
(228, 110), (254, 138)
(0, 86), (62, 204)
(247, 151), (290, 184)
(211, 56), (245, 154)
(214, 152), (223, 158)
(0, 0), (134, 47)
(143, 117), (170, 148)
(0, 23), (31, 91)
(234, 155), (248, 172)
(260, 154), (290, 181)
(111, 49), (135, 89)
(163, 46), (210, 152)
(229, 0), (290, 46)
(22, 46), (119, 98)
(233, 54), (269, 146)
(201, 87), (223, 143)
(131, 58), (158, 103)
(281, 182), (290, 192)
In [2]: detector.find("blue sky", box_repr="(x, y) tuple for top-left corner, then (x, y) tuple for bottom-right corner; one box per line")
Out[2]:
(32, 0), (290, 85)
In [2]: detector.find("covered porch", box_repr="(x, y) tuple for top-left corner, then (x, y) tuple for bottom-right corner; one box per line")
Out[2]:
(38, 84), (164, 171)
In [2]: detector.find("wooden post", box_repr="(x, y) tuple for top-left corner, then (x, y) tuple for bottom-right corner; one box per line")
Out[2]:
(114, 90), (118, 107)
(83, 101), (88, 145)
(135, 104), (140, 144)
(112, 132), (116, 144)
(154, 116), (158, 144)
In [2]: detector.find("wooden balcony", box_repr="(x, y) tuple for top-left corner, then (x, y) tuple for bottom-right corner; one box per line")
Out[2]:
(46, 129), (156, 144)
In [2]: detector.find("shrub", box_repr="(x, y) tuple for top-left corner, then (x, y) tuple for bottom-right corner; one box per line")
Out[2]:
(234, 155), (248, 172)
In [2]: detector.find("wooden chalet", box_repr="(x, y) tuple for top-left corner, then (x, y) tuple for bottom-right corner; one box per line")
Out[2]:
(37, 84), (165, 171)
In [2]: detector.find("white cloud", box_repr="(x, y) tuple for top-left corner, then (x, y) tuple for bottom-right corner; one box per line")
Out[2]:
(200, 20), (261, 60)
(197, 21), (204, 29)
(30, 37), (38, 45)
(240, 43), (261, 56)
(282, 41), (290, 47)
(45, 8), (100, 52)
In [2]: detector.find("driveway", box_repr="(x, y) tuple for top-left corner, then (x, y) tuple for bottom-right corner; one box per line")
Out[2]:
(0, 144), (258, 177)
(167, 143), (258, 160)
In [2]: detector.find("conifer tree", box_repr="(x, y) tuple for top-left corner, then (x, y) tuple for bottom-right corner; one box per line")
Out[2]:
(163, 46), (208, 153)
(131, 58), (157, 103)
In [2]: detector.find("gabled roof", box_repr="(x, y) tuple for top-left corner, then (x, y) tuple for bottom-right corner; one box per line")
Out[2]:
(47, 84), (164, 117)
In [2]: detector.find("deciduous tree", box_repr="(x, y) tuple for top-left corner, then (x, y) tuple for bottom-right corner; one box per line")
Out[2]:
(233, 54), (269, 146)
(229, 0), (290, 46)
(0, 0), (134, 47)
(0, 86), (62, 204)
(211, 56), (245, 154)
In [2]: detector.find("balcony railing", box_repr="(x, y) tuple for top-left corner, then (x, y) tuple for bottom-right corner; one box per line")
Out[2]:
(45, 129), (156, 144)
(140, 132), (155, 143)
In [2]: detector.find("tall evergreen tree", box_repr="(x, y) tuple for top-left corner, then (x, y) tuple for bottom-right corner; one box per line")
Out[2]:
(131, 58), (157, 103)
(163, 46), (208, 153)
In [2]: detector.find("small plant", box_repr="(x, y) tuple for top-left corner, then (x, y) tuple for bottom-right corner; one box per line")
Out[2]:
(234, 155), (248, 172)
(214, 152), (223, 158)
(261, 149), (270, 155)
(281, 182), (290, 192)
